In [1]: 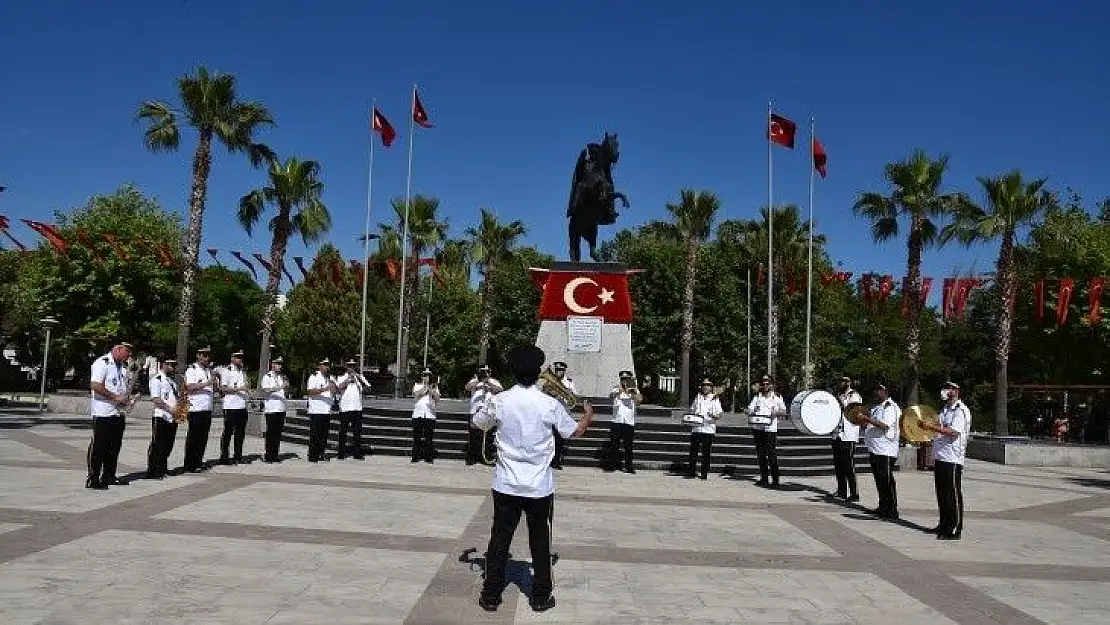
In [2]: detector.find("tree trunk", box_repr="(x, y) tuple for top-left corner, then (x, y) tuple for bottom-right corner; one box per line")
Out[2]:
(903, 214), (924, 405)
(679, 236), (698, 407)
(174, 130), (213, 384)
(994, 231), (1017, 435)
(256, 206), (292, 387)
(478, 264), (495, 366)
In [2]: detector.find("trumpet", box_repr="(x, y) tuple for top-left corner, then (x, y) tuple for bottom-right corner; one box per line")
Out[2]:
(539, 367), (579, 411)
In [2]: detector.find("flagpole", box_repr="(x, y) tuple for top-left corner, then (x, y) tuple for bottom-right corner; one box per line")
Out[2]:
(394, 84), (417, 398)
(804, 116), (815, 389)
(359, 100), (377, 374)
(746, 265), (752, 401)
(766, 100), (774, 377)
(422, 262), (433, 368)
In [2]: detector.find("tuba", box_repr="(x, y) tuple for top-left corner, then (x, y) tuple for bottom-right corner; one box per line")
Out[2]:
(539, 367), (579, 411)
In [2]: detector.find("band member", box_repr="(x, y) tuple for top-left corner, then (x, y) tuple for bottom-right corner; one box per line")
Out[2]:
(832, 376), (863, 501)
(218, 350), (250, 465)
(146, 358), (178, 479)
(550, 361), (575, 469)
(183, 346), (215, 473)
(472, 345), (595, 613)
(857, 383), (901, 520)
(87, 342), (133, 489)
(608, 370), (641, 474)
(465, 365), (502, 465)
(748, 375), (786, 488)
(412, 368), (439, 463)
(260, 357), (289, 463)
(920, 381), (970, 540)
(687, 379), (723, 480)
(336, 359), (370, 459)
(305, 358), (335, 462)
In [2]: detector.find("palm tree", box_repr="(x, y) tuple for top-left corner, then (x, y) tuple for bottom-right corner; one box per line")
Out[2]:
(137, 66), (275, 369)
(667, 190), (722, 406)
(238, 157), (331, 378)
(437, 238), (473, 283)
(854, 150), (967, 404)
(467, 209), (527, 365)
(386, 195), (447, 386)
(941, 171), (1053, 434)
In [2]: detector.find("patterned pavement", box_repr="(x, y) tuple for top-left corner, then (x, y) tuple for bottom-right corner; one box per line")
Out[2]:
(1, 412), (1108, 624)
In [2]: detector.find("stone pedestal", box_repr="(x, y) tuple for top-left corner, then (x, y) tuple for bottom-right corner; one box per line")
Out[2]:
(535, 320), (635, 399)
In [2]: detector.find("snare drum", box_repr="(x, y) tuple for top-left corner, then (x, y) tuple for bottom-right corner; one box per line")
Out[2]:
(789, 390), (840, 435)
(748, 414), (772, 427)
(681, 413), (704, 426)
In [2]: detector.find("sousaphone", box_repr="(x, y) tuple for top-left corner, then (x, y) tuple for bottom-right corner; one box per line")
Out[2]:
(902, 404), (940, 443)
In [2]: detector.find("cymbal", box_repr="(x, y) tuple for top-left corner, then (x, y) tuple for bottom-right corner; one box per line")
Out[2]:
(845, 405), (868, 425)
(902, 404), (939, 444)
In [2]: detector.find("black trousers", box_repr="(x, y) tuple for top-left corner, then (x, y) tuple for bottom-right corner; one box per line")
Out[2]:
(754, 430), (780, 484)
(219, 408), (248, 460)
(337, 410), (364, 457)
(87, 416), (125, 482)
(264, 412), (284, 461)
(412, 418), (435, 461)
(687, 432), (713, 478)
(183, 410), (212, 471)
(869, 453), (899, 517)
(934, 460), (964, 536)
(466, 424), (496, 465)
(308, 413), (331, 460)
(551, 427), (567, 468)
(609, 422), (635, 471)
(482, 490), (555, 603)
(146, 417), (178, 477)
(832, 440), (858, 497)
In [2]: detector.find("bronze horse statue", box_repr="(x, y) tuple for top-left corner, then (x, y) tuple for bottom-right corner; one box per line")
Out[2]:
(567, 132), (629, 262)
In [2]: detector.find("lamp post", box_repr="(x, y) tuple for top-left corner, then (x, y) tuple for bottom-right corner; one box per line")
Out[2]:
(38, 317), (58, 411)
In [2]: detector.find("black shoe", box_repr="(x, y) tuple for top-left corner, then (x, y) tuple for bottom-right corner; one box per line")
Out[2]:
(699, 475), (708, 480)
(847, 494), (860, 502)
(937, 533), (960, 541)
(337, 454), (347, 460)
(308, 457), (319, 463)
(411, 457), (420, 463)
(353, 454), (365, 460)
(103, 476), (127, 486)
(530, 595), (556, 612)
(771, 481), (781, 489)
(218, 457), (232, 466)
(683, 473), (696, 479)
(264, 458), (275, 464)
(478, 596), (501, 612)
(922, 525), (940, 534)
(234, 457), (246, 465)
(756, 479), (769, 486)
(623, 468), (636, 474)
(425, 458), (434, 464)
(85, 477), (107, 490)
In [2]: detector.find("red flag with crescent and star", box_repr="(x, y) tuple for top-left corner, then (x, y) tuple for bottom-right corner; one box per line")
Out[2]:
(531, 270), (634, 323)
(768, 113), (796, 149)
(413, 88), (433, 129)
(371, 108), (396, 147)
(813, 138), (827, 178)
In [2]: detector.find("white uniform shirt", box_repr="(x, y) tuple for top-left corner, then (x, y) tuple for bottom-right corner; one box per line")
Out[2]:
(468, 378), (503, 416)
(184, 363), (213, 412)
(865, 399), (901, 457)
(260, 371), (286, 414)
(149, 373), (177, 422)
(90, 353), (128, 418)
(473, 385), (578, 498)
(144, 355), (159, 379)
(337, 372), (366, 412)
(836, 389), (863, 442)
(561, 377), (577, 394)
(933, 400), (971, 465)
(412, 383), (437, 419)
(691, 393), (723, 435)
(611, 389), (637, 426)
(220, 365), (248, 410)
(306, 372), (333, 415)
(747, 393), (786, 433)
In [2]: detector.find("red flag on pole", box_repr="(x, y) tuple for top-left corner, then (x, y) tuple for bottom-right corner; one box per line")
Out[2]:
(812, 138), (827, 178)
(1033, 279), (1045, 323)
(293, 256), (309, 281)
(941, 278), (956, 319)
(1087, 277), (1104, 325)
(768, 113), (797, 149)
(413, 87), (434, 129)
(21, 219), (69, 256)
(101, 232), (129, 262)
(1057, 278), (1076, 327)
(230, 251), (258, 280)
(0, 215), (27, 250)
(371, 108), (397, 147)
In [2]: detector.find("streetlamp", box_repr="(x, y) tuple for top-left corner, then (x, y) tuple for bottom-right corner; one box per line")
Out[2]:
(38, 317), (58, 411)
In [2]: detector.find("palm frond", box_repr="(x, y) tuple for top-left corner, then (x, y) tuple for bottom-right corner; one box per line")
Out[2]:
(135, 100), (180, 152)
(238, 190), (266, 235)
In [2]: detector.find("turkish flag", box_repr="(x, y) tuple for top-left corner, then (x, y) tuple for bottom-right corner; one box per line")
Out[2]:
(768, 113), (796, 149)
(1057, 278), (1076, 326)
(1089, 277), (1105, 325)
(413, 88), (433, 128)
(21, 219), (69, 256)
(533, 270), (634, 323)
(813, 138), (827, 178)
(371, 108), (396, 147)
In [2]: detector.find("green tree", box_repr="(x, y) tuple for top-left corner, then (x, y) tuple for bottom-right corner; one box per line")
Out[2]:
(136, 66), (275, 374)
(853, 150), (967, 404)
(487, 247), (553, 383)
(666, 190), (721, 406)
(191, 266), (267, 367)
(941, 171), (1054, 434)
(238, 156), (331, 382)
(466, 209), (527, 365)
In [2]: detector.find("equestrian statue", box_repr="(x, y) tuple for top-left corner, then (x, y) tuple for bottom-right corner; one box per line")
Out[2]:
(566, 132), (630, 262)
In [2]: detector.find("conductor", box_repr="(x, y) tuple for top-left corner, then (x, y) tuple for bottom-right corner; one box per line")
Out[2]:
(471, 345), (595, 613)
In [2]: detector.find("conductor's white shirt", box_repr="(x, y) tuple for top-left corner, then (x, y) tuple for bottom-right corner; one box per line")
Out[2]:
(473, 384), (577, 498)
(866, 399), (901, 457)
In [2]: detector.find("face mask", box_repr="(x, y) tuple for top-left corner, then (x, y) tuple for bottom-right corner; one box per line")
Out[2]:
(940, 390), (950, 401)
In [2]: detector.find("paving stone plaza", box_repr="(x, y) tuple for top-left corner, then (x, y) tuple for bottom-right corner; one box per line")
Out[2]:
(2, 412), (1109, 624)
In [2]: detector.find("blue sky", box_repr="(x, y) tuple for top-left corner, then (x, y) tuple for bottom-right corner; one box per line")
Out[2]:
(2, 1), (1108, 295)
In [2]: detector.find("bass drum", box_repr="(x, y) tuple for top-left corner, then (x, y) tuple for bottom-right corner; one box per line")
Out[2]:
(789, 390), (841, 435)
